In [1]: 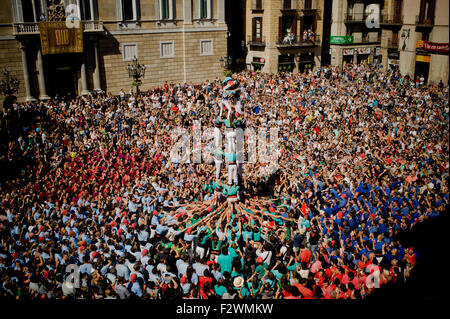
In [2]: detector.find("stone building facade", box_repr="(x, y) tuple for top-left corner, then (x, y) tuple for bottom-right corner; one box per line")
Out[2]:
(329, 0), (383, 68)
(380, 0), (448, 85)
(328, 0), (448, 85)
(244, 0), (324, 74)
(0, 0), (228, 102)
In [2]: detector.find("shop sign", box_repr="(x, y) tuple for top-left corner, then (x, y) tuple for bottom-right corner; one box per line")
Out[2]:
(343, 49), (354, 55)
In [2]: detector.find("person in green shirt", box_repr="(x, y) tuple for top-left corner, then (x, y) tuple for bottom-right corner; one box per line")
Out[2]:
(210, 234), (222, 257)
(217, 247), (233, 276)
(214, 279), (228, 297)
(255, 257), (268, 279)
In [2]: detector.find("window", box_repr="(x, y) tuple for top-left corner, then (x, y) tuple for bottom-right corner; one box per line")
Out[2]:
(159, 0), (175, 20)
(123, 0), (134, 20)
(254, 0), (263, 10)
(419, 0), (435, 24)
(200, 0), (207, 18)
(80, 0), (95, 20)
(14, 0), (43, 22)
(283, 0), (292, 10)
(200, 39), (213, 55)
(123, 43), (138, 61)
(252, 17), (262, 42)
(117, 0), (139, 22)
(22, 0), (35, 22)
(161, 0), (169, 19)
(160, 41), (174, 58)
(305, 0), (313, 9)
(198, 0), (212, 19)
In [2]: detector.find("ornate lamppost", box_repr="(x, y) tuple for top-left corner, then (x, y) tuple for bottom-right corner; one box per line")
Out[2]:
(0, 68), (19, 96)
(0, 68), (19, 111)
(126, 56), (146, 94)
(219, 55), (232, 76)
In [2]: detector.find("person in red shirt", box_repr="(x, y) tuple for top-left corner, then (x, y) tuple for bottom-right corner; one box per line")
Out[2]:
(299, 247), (312, 265)
(198, 269), (213, 290)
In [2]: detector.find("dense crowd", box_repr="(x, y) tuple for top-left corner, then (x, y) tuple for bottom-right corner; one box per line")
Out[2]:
(0, 63), (448, 299)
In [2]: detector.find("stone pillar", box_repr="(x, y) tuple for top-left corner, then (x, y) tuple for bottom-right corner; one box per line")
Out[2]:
(90, 0), (95, 20)
(20, 44), (35, 102)
(80, 59), (89, 95)
(217, 0), (225, 23)
(76, 0), (82, 19)
(353, 50), (357, 64)
(93, 40), (101, 92)
(183, 0), (192, 24)
(36, 48), (49, 100)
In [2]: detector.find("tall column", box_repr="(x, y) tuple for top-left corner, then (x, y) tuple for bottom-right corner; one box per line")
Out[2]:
(89, 0), (95, 20)
(36, 48), (50, 100)
(217, 0), (225, 23)
(183, 0), (192, 24)
(93, 40), (101, 91)
(20, 44), (35, 102)
(76, 0), (82, 19)
(80, 59), (89, 95)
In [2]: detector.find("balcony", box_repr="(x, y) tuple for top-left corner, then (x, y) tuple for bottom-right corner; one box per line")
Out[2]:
(83, 21), (104, 32)
(355, 34), (381, 43)
(380, 14), (403, 25)
(247, 35), (266, 47)
(12, 21), (104, 36)
(345, 13), (368, 23)
(277, 34), (320, 48)
(415, 15), (434, 27)
(13, 22), (39, 35)
(302, 8), (320, 15)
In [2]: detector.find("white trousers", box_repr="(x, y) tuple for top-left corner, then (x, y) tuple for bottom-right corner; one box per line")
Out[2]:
(215, 160), (222, 180)
(195, 246), (205, 260)
(228, 164), (238, 185)
(219, 99), (231, 117)
(234, 99), (243, 114)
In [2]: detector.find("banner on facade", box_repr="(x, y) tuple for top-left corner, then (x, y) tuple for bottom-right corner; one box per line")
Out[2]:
(39, 21), (83, 55)
(343, 49), (354, 55)
(330, 36), (354, 44)
(357, 48), (371, 55)
(416, 40), (449, 54)
(416, 55), (431, 63)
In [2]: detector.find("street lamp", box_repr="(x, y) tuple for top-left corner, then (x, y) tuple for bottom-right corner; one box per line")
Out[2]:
(401, 29), (410, 51)
(126, 56), (146, 94)
(219, 55), (232, 70)
(0, 68), (19, 96)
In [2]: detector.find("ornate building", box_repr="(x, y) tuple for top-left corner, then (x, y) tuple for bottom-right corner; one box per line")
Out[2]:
(0, 0), (228, 102)
(243, 0), (325, 74)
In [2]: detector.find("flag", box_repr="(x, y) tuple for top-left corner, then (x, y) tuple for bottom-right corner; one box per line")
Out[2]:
(55, 29), (69, 46)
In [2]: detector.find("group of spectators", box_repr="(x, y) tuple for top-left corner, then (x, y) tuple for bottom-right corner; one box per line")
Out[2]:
(0, 63), (448, 300)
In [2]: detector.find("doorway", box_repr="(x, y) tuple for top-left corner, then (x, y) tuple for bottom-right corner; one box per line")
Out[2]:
(44, 54), (80, 99)
(414, 60), (430, 85)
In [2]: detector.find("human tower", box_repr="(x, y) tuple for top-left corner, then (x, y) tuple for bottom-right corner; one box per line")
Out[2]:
(177, 75), (293, 234)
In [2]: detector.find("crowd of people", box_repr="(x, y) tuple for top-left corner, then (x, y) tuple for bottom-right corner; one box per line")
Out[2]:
(0, 63), (448, 300)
